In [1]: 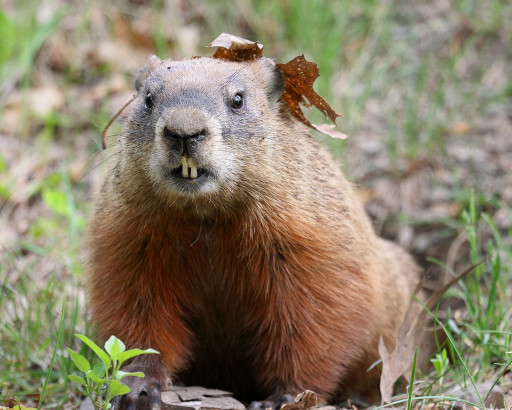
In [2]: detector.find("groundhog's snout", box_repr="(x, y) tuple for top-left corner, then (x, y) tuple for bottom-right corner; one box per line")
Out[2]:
(157, 106), (212, 180)
(163, 126), (206, 155)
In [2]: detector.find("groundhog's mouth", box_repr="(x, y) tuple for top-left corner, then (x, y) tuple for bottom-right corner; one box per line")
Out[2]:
(170, 156), (207, 180)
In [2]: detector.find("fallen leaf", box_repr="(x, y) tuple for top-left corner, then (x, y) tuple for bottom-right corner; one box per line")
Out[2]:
(281, 390), (318, 410)
(210, 32), (263, 61)
(379, 261), (485, 403)
(378, 283), (425, 404)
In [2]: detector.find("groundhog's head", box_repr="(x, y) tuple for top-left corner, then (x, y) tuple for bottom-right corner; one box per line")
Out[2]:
(122, 56), (285, 212)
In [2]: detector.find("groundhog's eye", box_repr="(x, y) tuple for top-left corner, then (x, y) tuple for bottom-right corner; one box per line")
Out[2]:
(144, 92), (153, 110)
(231, 93), (244, 111)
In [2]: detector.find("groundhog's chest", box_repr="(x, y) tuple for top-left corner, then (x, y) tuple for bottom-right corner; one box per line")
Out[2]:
(138, 218), (274, 314)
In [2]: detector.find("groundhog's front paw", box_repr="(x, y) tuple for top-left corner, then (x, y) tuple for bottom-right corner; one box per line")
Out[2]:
(109, 359), (167, 410)
(248, 393), (295, 410)
(109, 373), (163, 410)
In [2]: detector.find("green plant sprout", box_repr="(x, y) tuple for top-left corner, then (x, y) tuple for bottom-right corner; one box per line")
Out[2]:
(67, 334), (159, 410)
(431, 348), (450, 394)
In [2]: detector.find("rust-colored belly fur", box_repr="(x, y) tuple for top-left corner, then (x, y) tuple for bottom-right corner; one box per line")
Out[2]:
(87, 196), (412, 402)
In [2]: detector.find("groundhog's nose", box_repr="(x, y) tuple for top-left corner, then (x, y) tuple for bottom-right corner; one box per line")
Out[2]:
(160, 107), (208, 157)
(163, 126), (206, 156)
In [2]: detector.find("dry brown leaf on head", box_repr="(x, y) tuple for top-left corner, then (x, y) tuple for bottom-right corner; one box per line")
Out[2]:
(379, 261), (485, 404)
(210, 32), (263, 61)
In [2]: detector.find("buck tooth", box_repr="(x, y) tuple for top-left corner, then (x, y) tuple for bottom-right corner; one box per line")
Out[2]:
(180, 156), (189, 178)
(187, 157), (198, 179)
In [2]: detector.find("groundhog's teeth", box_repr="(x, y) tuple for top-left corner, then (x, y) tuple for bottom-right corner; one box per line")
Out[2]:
(188, 157), (198, 179)
(180, 156), (189, 178)
(179, 156), (198, 179)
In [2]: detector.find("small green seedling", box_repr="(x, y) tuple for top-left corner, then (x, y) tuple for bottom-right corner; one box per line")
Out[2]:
(431, 348), (450, 394)
(67, 334), (159, 410)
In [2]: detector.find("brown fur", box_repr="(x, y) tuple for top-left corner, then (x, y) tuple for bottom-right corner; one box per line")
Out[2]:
(87, 56), (420, 404)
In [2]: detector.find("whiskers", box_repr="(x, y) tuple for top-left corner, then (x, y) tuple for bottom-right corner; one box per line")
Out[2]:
(79, 133), (125, 180)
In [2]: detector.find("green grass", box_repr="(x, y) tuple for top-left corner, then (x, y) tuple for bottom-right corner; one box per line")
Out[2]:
(0, 166), (87, 407)
(0, 0), (511, 408)
(403, 204), (512, 409)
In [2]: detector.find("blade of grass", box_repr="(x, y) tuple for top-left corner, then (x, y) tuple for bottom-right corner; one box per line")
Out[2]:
(483, 357), (512, 405)
(406, 348), (418, 409)
(57, 392), (69, 410)
(37, 305), (65, 410)
(415, 296), (485, 409)
(376, 395), (479, 408)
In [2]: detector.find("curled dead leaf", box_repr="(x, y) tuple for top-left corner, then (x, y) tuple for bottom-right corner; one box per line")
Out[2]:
(210, 32), (263, 61)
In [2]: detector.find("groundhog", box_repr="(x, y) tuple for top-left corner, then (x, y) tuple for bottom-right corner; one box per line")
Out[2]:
(87, 54), (420, 409)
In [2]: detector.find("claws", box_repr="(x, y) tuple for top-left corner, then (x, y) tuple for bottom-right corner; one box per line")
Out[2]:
(106, 356), (167, 410)
(248, 393), (295, 410)
(109, 378), (162, 410)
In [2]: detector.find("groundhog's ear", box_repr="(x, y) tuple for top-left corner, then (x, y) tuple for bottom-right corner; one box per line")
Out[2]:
(253, 58), (284, 101)
(134, 55), (161, 92)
